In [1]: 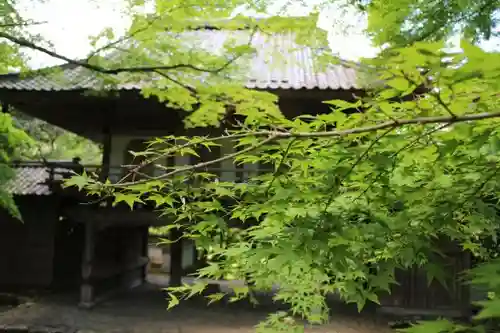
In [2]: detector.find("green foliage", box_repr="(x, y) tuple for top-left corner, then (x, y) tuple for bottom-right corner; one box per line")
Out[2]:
(13, 111), (102, 163)
(3, 0), (500, 331)
(0, 112), (33, 219)
(67, 31), (500, 332)
(0, 0), (37, 218)
(0, 0), (50, 218)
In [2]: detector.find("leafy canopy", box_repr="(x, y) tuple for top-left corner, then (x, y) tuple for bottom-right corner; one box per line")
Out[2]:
(69, 32), (500, 332)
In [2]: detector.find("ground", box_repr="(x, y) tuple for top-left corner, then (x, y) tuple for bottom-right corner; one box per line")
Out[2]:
(0, 277), (393, 333)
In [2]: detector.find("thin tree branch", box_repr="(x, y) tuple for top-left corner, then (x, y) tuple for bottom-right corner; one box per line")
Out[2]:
(0, 31), (243, 76)
(85, 19), (158, 61)
(0, 22), (259, 78)
(433, 90), (456, 118)
(323, 127), (394, 212)
(249, 111), (500, 139)
(470, 167), (499, 198)
(391, 123), (451, 172)
(0, 21), (47, 28)
(264, 138), (296, 195)
(116, 134), (231, 185)
(153, 69), (198, 94)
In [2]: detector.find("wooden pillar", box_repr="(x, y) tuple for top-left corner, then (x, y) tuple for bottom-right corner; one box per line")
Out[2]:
(79, 221), (96, 308)
(192, 243), (199, 269)
(1, 101), (10, 113)
(118, 227), (142, 290)
(141, 226), (149, 282)
(194, 249), (209, 280)
(169, 227), (183, 287)
(99, 111), (112, 182)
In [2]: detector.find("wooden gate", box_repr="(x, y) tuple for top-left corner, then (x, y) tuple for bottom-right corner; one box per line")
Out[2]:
(379, 247), (471, 317)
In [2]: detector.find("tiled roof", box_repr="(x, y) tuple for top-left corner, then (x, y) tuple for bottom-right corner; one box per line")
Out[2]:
(0, 30), (359, 92)
(3, 163), (72, 196)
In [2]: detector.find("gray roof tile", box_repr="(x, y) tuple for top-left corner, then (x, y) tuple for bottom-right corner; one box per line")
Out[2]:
(4, 164), (72, 196)
(0, 30), (359, 91)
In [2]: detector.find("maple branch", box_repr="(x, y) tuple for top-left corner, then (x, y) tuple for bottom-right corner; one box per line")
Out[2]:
(251, 111), (500, 139)
(353, 123), (451, 202)
(109, 110), (500, 188)
(323, 127), (394, 212)
(115, 134), (239, 185)
(153, 69), (197, 94)
(83, 3), (205, 61)
(433, 90), (456, 118)
(264, 138), (296, 195)
(85, 20), (158, 61)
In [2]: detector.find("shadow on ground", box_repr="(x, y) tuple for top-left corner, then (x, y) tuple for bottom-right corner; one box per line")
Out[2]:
(0, 279), (392, 333)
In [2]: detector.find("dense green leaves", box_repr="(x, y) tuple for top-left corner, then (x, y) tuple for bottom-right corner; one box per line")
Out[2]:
(0, 112), (32, 219)
(13, 111), (101, 163)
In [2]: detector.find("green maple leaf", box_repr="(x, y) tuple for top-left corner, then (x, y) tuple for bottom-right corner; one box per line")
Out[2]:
(166, 292), (179, 310)
(474, 298), (500, 320)
(64, 172), (90, 191)
(113, 192), (143, 210)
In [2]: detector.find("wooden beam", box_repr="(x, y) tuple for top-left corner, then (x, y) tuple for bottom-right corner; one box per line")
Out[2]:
(63, 205), (175, 230)
(89, 257), (149, 281)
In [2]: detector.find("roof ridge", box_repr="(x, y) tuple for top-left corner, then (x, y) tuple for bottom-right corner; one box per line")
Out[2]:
(0, 29), (361, 91)
(0, 62), (82, 78)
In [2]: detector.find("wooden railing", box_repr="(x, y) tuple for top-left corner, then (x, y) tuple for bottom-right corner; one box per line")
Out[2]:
(9, 160), (272, 198)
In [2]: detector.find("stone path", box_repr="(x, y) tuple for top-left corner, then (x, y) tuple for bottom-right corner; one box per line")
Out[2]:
(0, 282), (393, 333)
